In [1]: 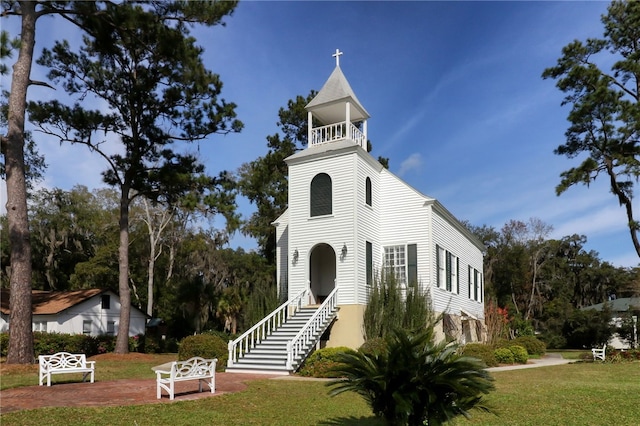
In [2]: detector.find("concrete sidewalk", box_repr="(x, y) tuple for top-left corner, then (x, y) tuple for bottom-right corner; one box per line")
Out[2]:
(487, 353), (574, 372)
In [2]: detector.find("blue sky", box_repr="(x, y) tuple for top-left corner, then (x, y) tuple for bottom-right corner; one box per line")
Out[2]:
(3, 1), (638, 267)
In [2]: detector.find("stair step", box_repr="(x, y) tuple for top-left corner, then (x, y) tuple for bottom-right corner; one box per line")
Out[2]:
(227, 304), (338, 374)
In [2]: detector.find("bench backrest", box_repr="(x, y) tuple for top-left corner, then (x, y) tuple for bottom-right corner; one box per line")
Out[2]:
(39, 352), (87, 369)
(171, 357), (217, 378)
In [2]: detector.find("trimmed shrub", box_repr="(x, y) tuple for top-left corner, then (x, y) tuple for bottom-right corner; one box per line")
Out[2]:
(512, 336), (546, 356)
(494, 347), (515, 364)
(509, 345), (529, 364)
(298, 346), (356, 378)
(461, 343), (498, 367)
(178, 334), (228, 371)
(359, 338), (387, 357)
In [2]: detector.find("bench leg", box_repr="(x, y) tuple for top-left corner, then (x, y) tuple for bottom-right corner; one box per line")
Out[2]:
(82, 371), (93, 383)
(199, 377), (215, 394)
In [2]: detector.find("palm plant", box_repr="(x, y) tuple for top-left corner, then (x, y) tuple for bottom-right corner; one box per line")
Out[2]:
(328, 324), (495, 426)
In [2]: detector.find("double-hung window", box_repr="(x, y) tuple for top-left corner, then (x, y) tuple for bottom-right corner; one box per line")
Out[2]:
(437, 245), (459, 293)
(384, 244), (417, 286)
(384, 245), (406, 284)
(468, 266), (483, 302)
(33, 321), (47, 332)
(82, 320), (93, 335)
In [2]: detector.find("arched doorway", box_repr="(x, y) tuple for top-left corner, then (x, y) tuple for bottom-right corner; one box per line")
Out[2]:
(309, 243), (336, 305)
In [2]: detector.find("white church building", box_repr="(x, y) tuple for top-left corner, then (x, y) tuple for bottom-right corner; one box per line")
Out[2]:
(227, 51), (485, 373)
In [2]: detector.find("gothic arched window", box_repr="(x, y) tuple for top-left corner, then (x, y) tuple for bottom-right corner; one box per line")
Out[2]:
(365, 177), (372, 206)
(310, 173), (332, 217)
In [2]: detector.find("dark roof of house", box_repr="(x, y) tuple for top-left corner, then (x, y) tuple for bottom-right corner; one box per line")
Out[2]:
(0, 288), (107, 315)
(582, 297), (640, 313)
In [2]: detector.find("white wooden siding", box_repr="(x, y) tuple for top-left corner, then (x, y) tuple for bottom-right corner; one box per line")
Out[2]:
(379, 170), (432, 293)
(354, 152), (383, 304)
(431, 208), (485, 319)
(21, 291), (147, 337)
(274, 209), (289, 299)
(287, 151), (359, 304)
(282, 142), (484, 320)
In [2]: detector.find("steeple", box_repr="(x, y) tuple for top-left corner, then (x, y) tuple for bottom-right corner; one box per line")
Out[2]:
(305, 49), (369, 149)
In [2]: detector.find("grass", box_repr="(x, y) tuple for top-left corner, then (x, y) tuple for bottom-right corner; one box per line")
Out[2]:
(1, 356), (639, 425)
(549, 350), (591, 360)
(0, 353), (177, 390)
(450, 363), (640, 425)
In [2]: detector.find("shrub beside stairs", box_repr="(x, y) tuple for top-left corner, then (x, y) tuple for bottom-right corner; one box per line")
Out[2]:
(226, 305), (338, 374)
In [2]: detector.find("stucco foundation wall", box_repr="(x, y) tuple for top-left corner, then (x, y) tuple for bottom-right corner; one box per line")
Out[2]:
(326, 304), (366, 349)
(325, 306), (485, 349)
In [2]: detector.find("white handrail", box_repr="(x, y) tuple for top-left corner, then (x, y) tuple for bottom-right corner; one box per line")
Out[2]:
(227, 288), (309, 367)
(286, 287), (339, 370)
(310, 122), (365, 149)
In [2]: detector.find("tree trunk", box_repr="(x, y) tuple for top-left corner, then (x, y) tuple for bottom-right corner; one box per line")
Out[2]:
(146, 241), (155, 317)
(5, 1), (37, 364)
(114, 185), (131, 353)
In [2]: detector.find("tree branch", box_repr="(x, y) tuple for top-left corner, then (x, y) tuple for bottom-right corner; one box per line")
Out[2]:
(28, 79), (54, 90)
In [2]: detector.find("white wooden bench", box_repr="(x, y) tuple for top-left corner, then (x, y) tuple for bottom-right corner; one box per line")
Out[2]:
(38, 352), (95, 386)
(592, 344), (606, 361)
(155, 356), (217, 400)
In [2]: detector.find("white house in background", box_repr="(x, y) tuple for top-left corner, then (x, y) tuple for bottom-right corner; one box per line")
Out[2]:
(273, 50), (486, 349)
(0, 288), (147, 337)
(582, 297), (640, 349)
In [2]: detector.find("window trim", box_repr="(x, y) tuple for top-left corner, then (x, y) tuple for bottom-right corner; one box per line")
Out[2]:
(384, 244), (407, 285)
(365, 177), (372, 207)
(437, 245), (459, 294)
(383, 243), (418, 287)
(468, 266), (483, 302)
(310, 173), (332, 217)
(101, 294), (111, 310)
(106, 321), (116, 336)
(33, 321), (47, 332)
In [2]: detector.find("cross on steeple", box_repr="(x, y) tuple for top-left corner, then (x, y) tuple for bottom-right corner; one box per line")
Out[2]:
(332, 48), (343, 67)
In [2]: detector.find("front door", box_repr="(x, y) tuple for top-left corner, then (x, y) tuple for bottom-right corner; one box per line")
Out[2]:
(309, 243), (336, 305)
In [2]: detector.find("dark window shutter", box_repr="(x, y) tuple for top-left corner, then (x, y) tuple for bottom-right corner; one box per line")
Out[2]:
(446, 252), (452, 291)
(365, 177), (372, 206)
(474, 269), (479, 301)
(366, 241), (373, 285)
(310, 173), (332, 217)
(408, 244), (417, 287)
(436, 245), (441, 287)
(456, 258), (460, 294)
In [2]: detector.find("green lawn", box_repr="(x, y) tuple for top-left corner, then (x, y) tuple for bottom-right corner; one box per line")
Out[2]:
(1, 358), (638, 425)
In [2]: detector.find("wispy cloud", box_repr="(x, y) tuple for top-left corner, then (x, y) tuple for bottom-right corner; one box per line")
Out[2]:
(552, 205), (628, 240)
(397, 153), (424, 177)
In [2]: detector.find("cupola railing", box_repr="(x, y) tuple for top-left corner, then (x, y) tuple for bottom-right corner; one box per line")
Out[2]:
(310, 121), (365, 149)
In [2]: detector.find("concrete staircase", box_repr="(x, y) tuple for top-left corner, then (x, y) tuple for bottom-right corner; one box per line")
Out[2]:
(226, 306), (336, 374)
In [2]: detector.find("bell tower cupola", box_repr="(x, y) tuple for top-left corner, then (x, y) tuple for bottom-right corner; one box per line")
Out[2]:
(305, 49), (370, 149)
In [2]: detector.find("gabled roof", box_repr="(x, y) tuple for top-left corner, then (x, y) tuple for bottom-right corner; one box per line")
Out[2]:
(306, 66), (370, 124)
(582, 297), (640, 313)
(1, 288), (107, 315)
